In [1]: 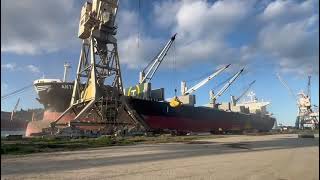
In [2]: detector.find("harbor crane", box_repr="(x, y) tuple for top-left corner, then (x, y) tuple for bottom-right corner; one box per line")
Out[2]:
(52, 0), (134, 131)
(181, 64), (231, 96)
(169, 64), (230, 107)
(231, 80), (256, 106)
(276, 73), (318, 129)
(209, 68), (244, 105)
(139, 33), (177, 84)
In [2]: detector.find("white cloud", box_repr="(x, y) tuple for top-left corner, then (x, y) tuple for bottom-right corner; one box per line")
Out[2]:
(120, 0), (317, 75)
(1, 83), (8, 96)
(152, 0), (257, 69)
(1, 63), (16, 71)
(26, 65), (40, 73)
(1, 0), (318, 76)
(153, 0), (182, 28)
(260, 0), (315, 24)
(257, 0), (319, 75)
(117, 9), (164, 69)
(1, 0), (79, 55)
(118, 35), (162, 69)
(1, 62), (41, 74)
(175, 0), (253, 38)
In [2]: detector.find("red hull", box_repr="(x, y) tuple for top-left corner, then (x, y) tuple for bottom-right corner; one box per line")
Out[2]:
(144, 115), (242, 132)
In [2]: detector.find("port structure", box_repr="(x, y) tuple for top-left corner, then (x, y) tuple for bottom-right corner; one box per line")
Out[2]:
(276, 74), (319, 129)
(51, 0), (136, 132)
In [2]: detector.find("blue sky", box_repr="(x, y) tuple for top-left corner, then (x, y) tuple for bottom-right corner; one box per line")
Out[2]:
(1, 0), (319, 126)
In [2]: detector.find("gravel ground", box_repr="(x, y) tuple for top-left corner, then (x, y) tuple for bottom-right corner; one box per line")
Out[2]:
(1, 134), (319, 180)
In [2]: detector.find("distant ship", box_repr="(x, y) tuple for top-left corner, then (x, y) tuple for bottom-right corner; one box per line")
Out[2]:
(1, 111), (29, 131)
(1, 109), (43, 137)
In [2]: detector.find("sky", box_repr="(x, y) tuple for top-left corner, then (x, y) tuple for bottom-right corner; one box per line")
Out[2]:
(1, 0), (319, 126)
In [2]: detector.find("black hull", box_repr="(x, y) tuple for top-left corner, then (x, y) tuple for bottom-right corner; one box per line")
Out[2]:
(123, 97), (276, 133)
(34, 82), (73, 112)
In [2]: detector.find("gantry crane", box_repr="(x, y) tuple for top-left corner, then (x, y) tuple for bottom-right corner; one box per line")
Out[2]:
(276, 73), (318, 129)
(52, 0), (129, 130)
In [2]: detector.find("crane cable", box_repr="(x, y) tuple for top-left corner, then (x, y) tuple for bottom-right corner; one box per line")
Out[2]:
(211, 75), (233, 91)
(173, 40), (177, 95)
(1, 84), (33, 100)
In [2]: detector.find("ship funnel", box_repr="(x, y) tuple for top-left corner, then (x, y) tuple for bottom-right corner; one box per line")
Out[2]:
(63, 62), (71, 82)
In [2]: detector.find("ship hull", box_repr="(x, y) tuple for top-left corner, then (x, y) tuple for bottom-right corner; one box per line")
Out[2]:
(25, 111), (103, 136)
(34, 81), (74, 112)
(123, 97), (276, 133)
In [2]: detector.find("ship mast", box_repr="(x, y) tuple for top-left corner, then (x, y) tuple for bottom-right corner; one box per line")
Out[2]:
(63, 62), (71, 82)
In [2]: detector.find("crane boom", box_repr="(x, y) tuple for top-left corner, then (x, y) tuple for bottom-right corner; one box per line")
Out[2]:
(139, 33), (177, 84)
(10, 98), (20, 121)
(183, 64), (231, 95)
(211, 68), (244, 102)
(235, 80), (256, 103)
(307, 75), (311, 97)
(276, 73), (296, 100)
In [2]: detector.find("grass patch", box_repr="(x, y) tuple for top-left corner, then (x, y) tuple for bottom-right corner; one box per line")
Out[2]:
(1, 134), (220, 155)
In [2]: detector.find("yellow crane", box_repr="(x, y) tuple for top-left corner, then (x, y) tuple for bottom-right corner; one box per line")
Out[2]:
(52, 0), (125, 129)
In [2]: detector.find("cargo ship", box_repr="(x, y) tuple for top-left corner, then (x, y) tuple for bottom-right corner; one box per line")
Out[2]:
(28, 60), (276, 136)
(122, 63), (276, 134)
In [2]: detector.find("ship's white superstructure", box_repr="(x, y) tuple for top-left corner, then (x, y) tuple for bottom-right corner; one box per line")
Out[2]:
(236, 91), (271, 116)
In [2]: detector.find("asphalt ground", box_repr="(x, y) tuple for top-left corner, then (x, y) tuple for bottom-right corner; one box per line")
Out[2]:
(1, 134), (319, 180)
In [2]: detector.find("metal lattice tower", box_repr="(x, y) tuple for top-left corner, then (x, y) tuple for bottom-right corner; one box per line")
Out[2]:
(277, 73), (318, 129)
(52, 0), (126, 130)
